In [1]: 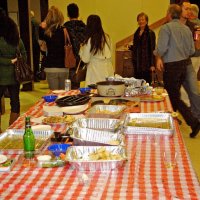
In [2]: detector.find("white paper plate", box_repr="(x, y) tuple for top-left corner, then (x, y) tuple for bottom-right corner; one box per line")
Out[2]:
(61, 104), (89, 114)
(0, 155), (7, 164)
(32, 125), (52, 131)
(43, 106), (63, 116)
(31, 116), (46, 124)
(52, 90), (66, 94)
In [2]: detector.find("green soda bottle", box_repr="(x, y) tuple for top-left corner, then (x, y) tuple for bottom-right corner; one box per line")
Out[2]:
(23, 116), (35, 158)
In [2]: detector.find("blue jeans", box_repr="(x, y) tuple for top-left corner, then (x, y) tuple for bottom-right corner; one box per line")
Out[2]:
(183, 63), (200, 120)
(0, 84), (20, 113)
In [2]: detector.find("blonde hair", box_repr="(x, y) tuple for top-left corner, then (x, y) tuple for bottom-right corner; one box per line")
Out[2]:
(44, 6), (64, 37)
(191, 4), (199, 18)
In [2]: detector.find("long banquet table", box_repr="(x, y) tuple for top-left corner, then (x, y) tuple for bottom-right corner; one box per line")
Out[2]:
(0, 90), (200, 200)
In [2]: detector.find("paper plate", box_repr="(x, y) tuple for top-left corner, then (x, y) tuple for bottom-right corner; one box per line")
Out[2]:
(61, 104), (89, 114)
(43, 106), (63, 116)
(31, 116), (46, 124)
(32, 125), (52, 131)
(52, 90), (66, 94)
(0, 155), (7, 164)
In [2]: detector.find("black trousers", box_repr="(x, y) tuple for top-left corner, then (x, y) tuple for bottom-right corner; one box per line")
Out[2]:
(0, 84), (20, 113)
(163, 59), (198, 128)
(134, 69), (152, 85)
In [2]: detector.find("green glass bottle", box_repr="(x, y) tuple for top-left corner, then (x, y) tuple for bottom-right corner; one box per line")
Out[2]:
(23, 116), (35, 158)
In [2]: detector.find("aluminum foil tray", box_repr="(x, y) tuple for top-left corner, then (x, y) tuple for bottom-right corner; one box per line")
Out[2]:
(0, 129), (53, 154)
(87, 105), (126, 118)
(71, 118), (122, 132)
(66, 146), (127, 171)
(123, 113), (174, 136)
(71, 127), (125, 146)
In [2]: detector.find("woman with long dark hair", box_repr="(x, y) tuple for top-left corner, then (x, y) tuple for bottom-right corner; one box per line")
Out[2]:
(79, 15), (114, 86)
(0, 15), (26, 132)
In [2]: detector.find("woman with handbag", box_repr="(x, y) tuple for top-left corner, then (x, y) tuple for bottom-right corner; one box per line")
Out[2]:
(79, 15), (114, 87)
(39, 6), (68, 90)
(0, 14), (26, 132)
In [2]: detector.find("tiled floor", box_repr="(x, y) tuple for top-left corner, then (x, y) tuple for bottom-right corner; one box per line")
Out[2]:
(1, 81), (200, 180)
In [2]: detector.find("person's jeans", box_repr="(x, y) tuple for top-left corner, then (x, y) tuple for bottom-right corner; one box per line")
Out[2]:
(183, 63), (200, 120)
(0, 84), (20, 113)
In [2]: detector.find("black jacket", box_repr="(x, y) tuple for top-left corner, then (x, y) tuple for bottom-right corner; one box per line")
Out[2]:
(39, 26), (65, 68)
(64, 20), (86, 60)
(132, 25), (156, 72)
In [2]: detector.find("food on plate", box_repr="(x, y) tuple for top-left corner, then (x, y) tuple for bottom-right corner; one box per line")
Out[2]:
(152, 95), (163, 100)
(88, 147), (122, 160)
(42, 115), (75, 124)
(127, 118), (170, 129)
(110, 99), (139, 106)
(95, 109), (121, 115)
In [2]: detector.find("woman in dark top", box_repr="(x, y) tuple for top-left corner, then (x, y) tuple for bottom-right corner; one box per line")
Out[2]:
(0, 15), (26, 131)
(132, 12), (156, 84)
(39, 6), (68, 90)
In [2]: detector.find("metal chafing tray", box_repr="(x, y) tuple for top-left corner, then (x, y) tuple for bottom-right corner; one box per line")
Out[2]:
(86, 105), (126, 118)
(123, 113), (174, 136)
(71, 127), (125, 146)
(66, 146), (127, 171)
(71, 118), (122, 132)
(0, 129), (53, 154)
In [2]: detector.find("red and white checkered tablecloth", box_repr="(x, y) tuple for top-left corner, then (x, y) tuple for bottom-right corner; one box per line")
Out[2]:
(0, 91), (200, 200)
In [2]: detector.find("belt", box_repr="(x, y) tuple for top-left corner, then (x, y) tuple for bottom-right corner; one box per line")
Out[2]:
(164, 58), (191, 67)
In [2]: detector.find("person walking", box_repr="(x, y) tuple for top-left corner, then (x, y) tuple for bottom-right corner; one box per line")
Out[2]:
(39, 6), (68, 90)
(131, 12), (156, 84)
(179, 1), (200, 121)
(64, 3), (86, 89)
(0, 15), (27, 132)
(79, 15), (114, 87)
(154, 4), (200, 138)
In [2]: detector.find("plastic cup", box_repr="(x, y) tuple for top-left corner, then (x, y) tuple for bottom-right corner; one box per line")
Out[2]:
(155, 87), (164, 95)
(163, 150), (178, 169)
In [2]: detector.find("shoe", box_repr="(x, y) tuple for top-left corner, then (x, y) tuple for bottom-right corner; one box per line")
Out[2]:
(21, 88), (31, 91)
(190, 122), (200, 138)
(21, 83), (33, 91)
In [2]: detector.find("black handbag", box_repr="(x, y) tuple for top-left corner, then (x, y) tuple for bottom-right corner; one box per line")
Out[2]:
(71, 60), (87, 83)
(15, 48), (34, 84)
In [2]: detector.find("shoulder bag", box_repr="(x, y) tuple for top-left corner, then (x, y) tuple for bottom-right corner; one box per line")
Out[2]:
(71, 60), (87, 83)
(15, 47), (34, 84)
(63, 28), (76, 68)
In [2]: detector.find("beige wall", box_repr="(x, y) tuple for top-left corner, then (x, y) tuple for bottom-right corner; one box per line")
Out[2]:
(49, 0), (169, 66)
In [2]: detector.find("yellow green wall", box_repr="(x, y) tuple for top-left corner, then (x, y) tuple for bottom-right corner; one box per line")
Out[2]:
(49, 0), (170, 66)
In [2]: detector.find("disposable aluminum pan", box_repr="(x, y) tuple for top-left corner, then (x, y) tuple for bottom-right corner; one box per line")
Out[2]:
(71, 118), (122, 132)
(66, 146), (127, 171)
(123, 113), (174, 136)
(87, 105), (126, 118)
(0, 129), (53, 154)
(71, 127), (125, 146)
